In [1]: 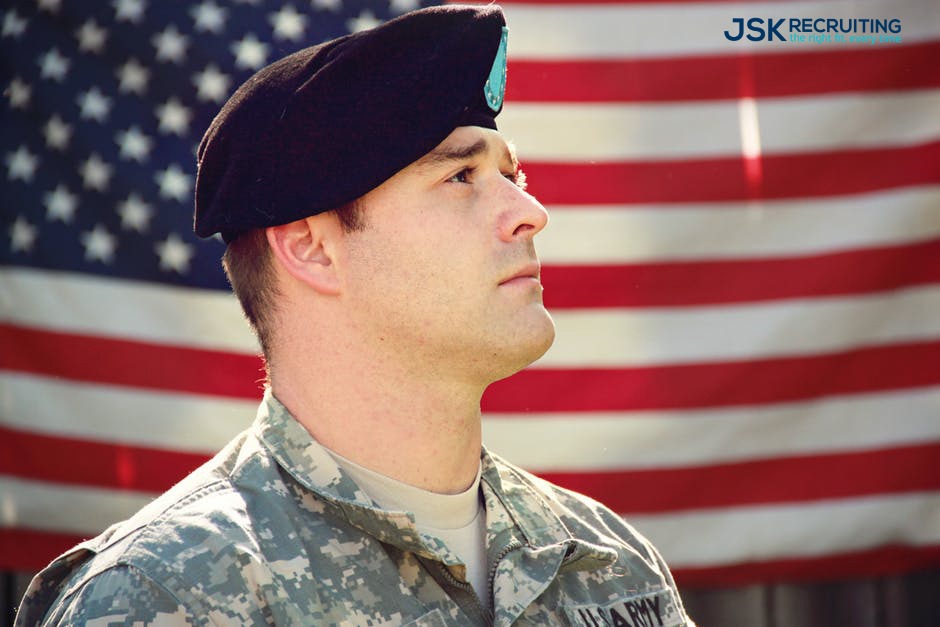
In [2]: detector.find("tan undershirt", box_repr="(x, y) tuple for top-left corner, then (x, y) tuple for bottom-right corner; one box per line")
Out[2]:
(326, 450), (489, 606)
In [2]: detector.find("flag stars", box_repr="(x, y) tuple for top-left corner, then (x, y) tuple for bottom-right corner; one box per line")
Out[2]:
(155, 233), (194, 274)
(156, 163), (192, 202)
(191, 1), (227, 34)
(37, 0), (62, 14)
(81, 224), (117, 264)
(232, 34), (268, 70)
(152, 24), (188, 63)
(80, 153), (113, 191)
(9, 216), (38, 253)
(193, 64), (231, 103)
(44, 115), (72, 150)
(155, 98), (192, 135)
(6, 145), (39, 182)
(2, 10), (28, 38)
(347, 10), (381, 34)
(38, 48), (70, 82)
(311, 0), (341, 12)
(5, 77), (31, 109)
(270, 6), (307, 41)
(389, 0), (420, 15)
(118, 193), (153, 232)
(116, 58), (150, 95)
(113, 0), (146, 24)
(44, 184), (79, 222)
(76, 19), (108, 54)
(116, 126), (153, 162)
(77, 87), (113, 122)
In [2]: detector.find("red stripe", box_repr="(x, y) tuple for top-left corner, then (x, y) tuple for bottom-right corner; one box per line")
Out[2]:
(0, 528), (88, 571)
(0, 323), (265, 400)
(484, 341), (940, 412)
(524, 141), (940, 205)
(539, 443), (940, 515)
(3, 325), (938, 412)
(674, 544), (940, 588)
(542, 238), (940, 308)
(508, 42), (940, 102)
(0, 425), (208, 494)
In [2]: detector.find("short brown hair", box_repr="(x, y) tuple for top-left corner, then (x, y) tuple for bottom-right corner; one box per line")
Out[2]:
(222, 201), (365, 357)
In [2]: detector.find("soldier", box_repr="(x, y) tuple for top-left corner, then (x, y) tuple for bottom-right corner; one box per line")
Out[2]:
(17, 5), (695, 626)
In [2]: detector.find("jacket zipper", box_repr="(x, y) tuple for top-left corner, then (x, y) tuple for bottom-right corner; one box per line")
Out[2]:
(485, 540), (526, 614)
(438, 561), (494, 625)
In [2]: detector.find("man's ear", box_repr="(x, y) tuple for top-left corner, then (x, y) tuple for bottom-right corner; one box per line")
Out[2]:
(266, 214), (342, 295)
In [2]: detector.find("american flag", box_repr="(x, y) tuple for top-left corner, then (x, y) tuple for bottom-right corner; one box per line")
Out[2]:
(1, 0), (939, 588)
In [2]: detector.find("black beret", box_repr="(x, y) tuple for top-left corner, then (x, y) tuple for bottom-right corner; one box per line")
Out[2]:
(194, 4), (509, 242)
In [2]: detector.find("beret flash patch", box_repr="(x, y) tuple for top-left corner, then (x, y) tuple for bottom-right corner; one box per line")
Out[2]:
(485, 27), (509, 112)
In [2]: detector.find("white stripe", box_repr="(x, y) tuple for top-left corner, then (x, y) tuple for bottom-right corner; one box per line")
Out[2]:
(483, 387), (940, 471)
(538, 186), (940, 264)
(6, 375), (938, 473)
(0, 267), (258, 352)
(539, 285), (940, 367)
(0, 374), (256, 453)
(501, 90), (940, 161)
(506, 0), (940, 59)
(0, 476), (152, 536)
(629, 492), (940, 568)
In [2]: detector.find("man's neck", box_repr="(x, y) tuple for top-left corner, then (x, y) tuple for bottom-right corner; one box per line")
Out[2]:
(269, 356), (485, 495)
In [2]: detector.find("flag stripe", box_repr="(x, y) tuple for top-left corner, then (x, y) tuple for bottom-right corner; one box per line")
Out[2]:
(540, 443), (940, 514)
(630, 492), (940, 568)
(540, 186), (940, 264)
(542, 238), (940, 308)
(484, 341), (940, 411)
(505, 1), (940, 59)
(5, 375), (940, 473)
(507, 42), (940, 102)
(524, 140), (940, 205)
(7, 425), (937, 514)
(672, 544), (940, 588)
(5, 328), (940, 407)
(502, 90), (940, 160)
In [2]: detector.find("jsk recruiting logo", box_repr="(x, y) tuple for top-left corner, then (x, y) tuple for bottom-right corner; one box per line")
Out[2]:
(724, 17), (903, 44)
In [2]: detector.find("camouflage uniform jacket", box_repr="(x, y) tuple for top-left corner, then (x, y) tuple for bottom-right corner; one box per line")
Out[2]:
(17, 392), (695, 626)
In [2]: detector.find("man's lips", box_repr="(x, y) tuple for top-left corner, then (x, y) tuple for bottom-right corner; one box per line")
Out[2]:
(499, 262), (541, 286)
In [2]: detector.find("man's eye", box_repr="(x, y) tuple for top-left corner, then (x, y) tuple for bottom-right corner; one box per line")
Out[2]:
(447, 168), (472, 184)
(507, 167), (527, 191)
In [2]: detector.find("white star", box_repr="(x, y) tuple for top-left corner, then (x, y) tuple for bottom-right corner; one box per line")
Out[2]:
(231, 34), (268, 70)
(155, 163), (192, 202)
(44, 115), (72, 150)
(5, 77), (31, 108)
(2, 10), (28, 38)
(38, 48), (70, 82)
(347, 10), (381, 34)
(155, 233), (194, 274)
(193, 64), (231, 103)
(9, 216), (37, 253)
(37, 0), (62, 14)
(116, 126), (153, 162)
(116, 58), (149, 95)
(118, 193), (153, 232)
(311, 0), (341, 12)
(155, 98), (191, 135)
(152, 24), (188, 63)
(80, 153), (113, 191)
(76, 87), (112, 122)
(191, 1), (227, 34)
(81, 224), (117, 264)
(113, 0), (146, 24)
(44, 184), (79, 222)
(76, 19), (107, 54)
(270, 5), (307, 41)
(389, 0), (420, 15)
(6, 145), (39, 182)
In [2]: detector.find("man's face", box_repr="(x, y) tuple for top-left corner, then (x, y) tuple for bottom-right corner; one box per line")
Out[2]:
(337, 126), (555, 385)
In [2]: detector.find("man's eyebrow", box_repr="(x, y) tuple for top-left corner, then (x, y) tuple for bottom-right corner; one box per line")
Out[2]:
(414, 137), (520, 172)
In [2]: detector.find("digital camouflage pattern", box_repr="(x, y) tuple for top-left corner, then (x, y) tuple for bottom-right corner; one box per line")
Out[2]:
(17, 392), (695, 626)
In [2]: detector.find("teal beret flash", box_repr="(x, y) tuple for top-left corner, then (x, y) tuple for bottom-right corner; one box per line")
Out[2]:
(194, 4), (509, 243)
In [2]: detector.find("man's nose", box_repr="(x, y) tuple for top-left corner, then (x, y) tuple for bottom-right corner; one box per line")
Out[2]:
(498, 181), (549, 243)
